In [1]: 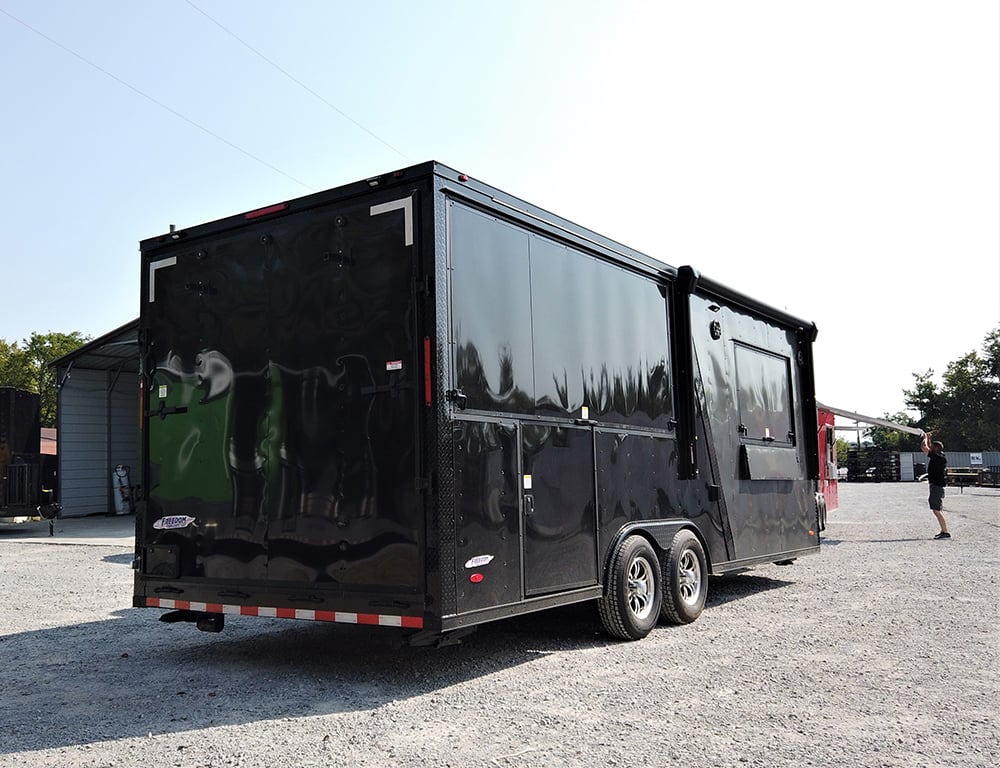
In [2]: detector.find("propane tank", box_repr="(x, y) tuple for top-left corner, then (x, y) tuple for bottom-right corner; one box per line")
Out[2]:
(112, 464), (132, 515)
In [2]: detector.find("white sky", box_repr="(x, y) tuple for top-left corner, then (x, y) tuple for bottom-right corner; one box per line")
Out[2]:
(1, 0), (997, 420)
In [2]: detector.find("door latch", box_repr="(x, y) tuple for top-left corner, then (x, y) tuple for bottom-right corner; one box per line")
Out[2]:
(156, 401), (189, 419)
(524, 493), (535, 517)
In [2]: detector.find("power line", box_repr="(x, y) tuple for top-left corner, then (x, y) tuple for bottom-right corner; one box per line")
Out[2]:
(183, 0), (407, 160)
(0, 6), (314, 190)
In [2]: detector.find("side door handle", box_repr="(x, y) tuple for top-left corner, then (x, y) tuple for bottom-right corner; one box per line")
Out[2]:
(156, 401), (189, 419)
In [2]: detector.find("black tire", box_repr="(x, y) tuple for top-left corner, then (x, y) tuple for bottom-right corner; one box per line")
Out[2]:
(598, 535), (662, 640)
(660, 529), (708, 625)
(817, 493), (828, 532)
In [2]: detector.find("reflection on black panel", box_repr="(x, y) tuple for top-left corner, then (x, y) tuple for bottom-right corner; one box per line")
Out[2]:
(449, 201), (672, 426)
(529, 237), (671, 427)
(734, 343), (793, 444)
(449, 205), (534, 413)
(146, 194), (420, 589)
(454, 421), (521, 613)
(522, 424), (597, 594)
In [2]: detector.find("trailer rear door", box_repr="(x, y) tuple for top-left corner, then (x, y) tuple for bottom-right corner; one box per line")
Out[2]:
(141, 192), (423, 594)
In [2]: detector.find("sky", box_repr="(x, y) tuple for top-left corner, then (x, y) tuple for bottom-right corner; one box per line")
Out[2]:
(1, 0), (997, 421)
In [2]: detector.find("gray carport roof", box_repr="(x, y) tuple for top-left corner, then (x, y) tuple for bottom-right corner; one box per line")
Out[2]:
(49, 318), (139, 373)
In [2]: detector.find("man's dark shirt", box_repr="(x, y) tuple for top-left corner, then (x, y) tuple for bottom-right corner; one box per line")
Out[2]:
(928, 451), (948, 486)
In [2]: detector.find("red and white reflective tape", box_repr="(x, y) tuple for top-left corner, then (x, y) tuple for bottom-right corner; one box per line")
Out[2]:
(145, 597), (423, 629)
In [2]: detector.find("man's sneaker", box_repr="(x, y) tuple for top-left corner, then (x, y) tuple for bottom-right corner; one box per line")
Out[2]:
(934, 531), (951, 539)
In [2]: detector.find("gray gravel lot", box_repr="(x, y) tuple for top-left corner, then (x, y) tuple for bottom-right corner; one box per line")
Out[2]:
(0, 482), (997, 768)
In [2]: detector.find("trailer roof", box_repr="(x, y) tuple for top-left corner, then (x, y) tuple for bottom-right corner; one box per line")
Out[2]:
(138, 161), (815, 334)
(138, 161), (674, 279)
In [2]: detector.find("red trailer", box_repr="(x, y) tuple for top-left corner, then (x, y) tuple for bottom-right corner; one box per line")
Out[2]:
(814, 403), (924, 519)
(817, 405), (838, 515)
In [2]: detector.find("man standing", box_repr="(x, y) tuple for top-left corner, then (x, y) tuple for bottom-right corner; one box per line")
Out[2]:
(921, 432), (950, 539)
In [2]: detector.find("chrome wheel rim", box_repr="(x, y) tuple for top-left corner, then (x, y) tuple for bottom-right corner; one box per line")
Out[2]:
(626, 555), (656, 620)
(677, 548), (703, 607)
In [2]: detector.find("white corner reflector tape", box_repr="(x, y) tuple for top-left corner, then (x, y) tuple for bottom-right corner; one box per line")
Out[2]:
(145, 597), (423, 628)
(148, 257), (178, 303)
(370, 197), (414, 246)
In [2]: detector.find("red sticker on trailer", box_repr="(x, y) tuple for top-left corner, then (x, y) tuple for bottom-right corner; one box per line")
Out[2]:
(386, 360), (403, 371)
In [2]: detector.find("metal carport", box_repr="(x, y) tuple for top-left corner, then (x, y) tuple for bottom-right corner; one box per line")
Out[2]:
(49, 319), (139, 517)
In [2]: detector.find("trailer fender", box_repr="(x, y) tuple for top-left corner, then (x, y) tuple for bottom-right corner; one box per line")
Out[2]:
(602, 520), (712, 593)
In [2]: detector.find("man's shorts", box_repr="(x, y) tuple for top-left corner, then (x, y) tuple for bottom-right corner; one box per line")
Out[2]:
(928, 484), (945, 511)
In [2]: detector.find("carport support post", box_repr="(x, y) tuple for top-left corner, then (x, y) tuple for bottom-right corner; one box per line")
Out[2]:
(107, 363), (125, 516)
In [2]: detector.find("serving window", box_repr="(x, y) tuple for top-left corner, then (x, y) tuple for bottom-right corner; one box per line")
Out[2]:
(734, 343), (793, 445)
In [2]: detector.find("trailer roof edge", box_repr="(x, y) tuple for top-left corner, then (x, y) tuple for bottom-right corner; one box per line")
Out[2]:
(679, 267), (817, 336)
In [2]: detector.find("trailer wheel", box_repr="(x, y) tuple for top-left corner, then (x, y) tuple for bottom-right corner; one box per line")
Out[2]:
(598, 535), (662, 640)
(660, 529), (707, 625)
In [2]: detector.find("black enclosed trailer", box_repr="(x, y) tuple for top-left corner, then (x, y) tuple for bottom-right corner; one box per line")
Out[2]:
(134, 161), (821, 644)
(0, 387), (43, 522)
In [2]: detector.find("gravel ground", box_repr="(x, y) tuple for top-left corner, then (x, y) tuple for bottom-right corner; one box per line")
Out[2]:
(0, 482), (996, 768)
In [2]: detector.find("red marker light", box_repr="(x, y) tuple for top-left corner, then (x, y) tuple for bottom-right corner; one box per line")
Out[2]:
(458, 174), (469, 182)
(245, 203), (289, 220)
(470, 573), (484, 583)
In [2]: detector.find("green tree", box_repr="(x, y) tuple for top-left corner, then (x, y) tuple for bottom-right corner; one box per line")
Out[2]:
(0, 339), (34, 391)
(0, 331), (90, 427)
(866, 412), (923, 452)
(904, 327), (1000, 450)
(834, 437), (852, 468)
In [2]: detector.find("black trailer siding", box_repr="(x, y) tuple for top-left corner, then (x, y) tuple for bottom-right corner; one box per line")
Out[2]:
(448, 205), (533, 414)
(519, 422), (599, 595)
(594, 430), (729, 566)
(687, 290), (818, 562)
(452, 419), (521, 614)
(443, 196), (684, 617)
(139, 184), (428, 609)
(0, 388), (42, 512)
(447, 201), (673, 426)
